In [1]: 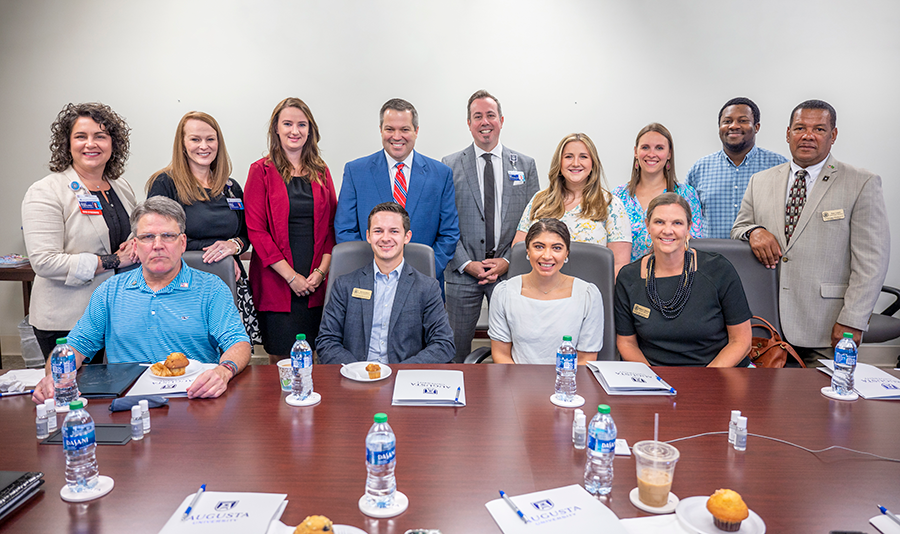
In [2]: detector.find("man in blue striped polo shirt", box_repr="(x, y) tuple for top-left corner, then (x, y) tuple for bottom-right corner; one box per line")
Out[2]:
(32, 197), (250, 402)
(687, 97), (788, 238)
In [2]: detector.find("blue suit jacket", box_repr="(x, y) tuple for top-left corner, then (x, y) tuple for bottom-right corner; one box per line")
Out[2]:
(334, 150), (460, 278)
(316, 262), (455, 364)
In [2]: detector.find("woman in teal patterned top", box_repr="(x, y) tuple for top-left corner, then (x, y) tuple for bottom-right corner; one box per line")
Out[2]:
(612, 123), (704, 261)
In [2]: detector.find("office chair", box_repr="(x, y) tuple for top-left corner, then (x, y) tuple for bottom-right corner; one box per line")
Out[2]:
(182, 251), (238, 305)
(862, 286), (900, 367)
(323, 241), (436, 307)
(465, 241), (617, 363)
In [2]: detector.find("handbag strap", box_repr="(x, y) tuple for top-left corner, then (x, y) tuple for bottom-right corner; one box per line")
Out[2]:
(751, 316), (782, 341)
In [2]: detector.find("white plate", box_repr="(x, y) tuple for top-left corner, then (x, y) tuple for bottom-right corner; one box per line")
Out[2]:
(676, 496), (766, 534)
(340, 362), (392, 382)
(148, 359), (203, 380)
(267, 521), (366, 534)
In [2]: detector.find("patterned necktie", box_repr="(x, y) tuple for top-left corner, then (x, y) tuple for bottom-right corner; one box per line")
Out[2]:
(393, 163), (407, 207)
(785, 169), (808, 243)
(482, 153), (495, 256)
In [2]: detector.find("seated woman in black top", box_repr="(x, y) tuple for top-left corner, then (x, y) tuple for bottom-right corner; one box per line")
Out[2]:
(614, 193), (752, 366)
(147, 111), (259, 343)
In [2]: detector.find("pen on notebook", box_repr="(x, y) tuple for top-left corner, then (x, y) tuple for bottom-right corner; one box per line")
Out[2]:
(499, 490), (526, 523)
(877, 504), (900, 526)
(181, 484), (206, 521)
(454, 386), (461, 404)
(0, 390), (34, 398)
(656, 376), (676, 395)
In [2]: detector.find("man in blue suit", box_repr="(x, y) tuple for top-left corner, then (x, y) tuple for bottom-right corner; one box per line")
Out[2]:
(317, 202), (455, 364)
(334, 98), (459, 288)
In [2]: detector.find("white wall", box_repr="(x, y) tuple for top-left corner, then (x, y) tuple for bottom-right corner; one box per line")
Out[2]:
(1, 0), (897, 347)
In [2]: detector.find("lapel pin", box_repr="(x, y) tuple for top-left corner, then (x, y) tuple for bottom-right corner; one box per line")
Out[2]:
(69, 181), (80, 191)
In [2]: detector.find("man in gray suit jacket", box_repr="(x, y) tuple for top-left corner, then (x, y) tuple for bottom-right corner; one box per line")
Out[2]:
(317, 202), (454, 364)
(732, 100), (889, 358)
(441, 90), (540, 362)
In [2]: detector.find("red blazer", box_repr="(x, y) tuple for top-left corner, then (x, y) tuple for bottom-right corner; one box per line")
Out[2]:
(245, 157), (337, 312)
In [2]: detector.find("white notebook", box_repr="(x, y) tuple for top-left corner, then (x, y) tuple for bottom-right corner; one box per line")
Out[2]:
(391, 370), (465, 406)
(486, 484), (626, 534)
(158, 491), (287, 534)
(586, 361), (676, 396)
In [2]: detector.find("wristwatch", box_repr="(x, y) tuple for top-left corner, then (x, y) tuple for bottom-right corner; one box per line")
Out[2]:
(100, 254), (120, 270)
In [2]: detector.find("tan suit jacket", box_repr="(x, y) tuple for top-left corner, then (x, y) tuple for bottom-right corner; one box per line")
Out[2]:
(731, 155), (889, 347)
(22, 167), (137, 330)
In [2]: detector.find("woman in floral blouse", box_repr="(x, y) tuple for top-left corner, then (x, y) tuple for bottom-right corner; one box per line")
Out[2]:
(612, 123), (704, 261)
(515, 132), (631, 276)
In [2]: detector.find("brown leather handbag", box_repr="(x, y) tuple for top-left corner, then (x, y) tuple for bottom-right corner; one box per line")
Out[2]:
(747, 316), (806, 368)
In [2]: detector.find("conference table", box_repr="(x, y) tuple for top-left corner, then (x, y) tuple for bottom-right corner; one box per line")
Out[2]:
(1, 364), (898, 533)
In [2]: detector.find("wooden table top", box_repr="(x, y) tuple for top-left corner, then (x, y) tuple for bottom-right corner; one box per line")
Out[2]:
(1, 364), (898, 533)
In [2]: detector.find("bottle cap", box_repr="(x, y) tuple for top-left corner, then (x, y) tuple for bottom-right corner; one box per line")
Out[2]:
(296, 334), (306, 341)
(575, 413), (586, 425)
(736, 416), (747, 430)
(132, 406), (142, 417)
(45, 399), (55, 409)
(563, 335), (572, 341)
(139, 399), (149, 409)
(37, 405), (47, 417)
(730, 410), (741, 422)
(374, 413), (387, 423)
(598, 404), (611, 414)
(56, 338), (67, 344)
(574, 408), (584, 417)
(842, 332), (853, 338)
(69, 400), (84, 410)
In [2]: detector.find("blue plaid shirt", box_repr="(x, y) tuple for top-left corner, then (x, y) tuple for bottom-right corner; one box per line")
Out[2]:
(686, 145), (788, 238)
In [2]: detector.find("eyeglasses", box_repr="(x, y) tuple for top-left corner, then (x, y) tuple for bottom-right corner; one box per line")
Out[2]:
(135, 233), (182, 244)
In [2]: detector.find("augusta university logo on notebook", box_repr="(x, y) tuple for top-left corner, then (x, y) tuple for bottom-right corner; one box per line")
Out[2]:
(411, 381), (451, 395)
(215, 501), (238, 511)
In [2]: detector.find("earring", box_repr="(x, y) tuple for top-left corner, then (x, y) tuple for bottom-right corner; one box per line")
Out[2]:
(684, 237), (690, 251)
(564, 258), (569, 264)
(526, 254), (530, 260)
(634, 160), (639, 170)
(666, 162), (671, 171)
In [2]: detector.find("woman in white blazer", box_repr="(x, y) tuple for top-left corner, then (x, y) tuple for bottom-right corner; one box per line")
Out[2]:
(22, 102), (138, 359)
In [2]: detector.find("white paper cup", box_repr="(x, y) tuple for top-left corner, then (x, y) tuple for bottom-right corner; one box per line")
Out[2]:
(276, 359), (292, 392)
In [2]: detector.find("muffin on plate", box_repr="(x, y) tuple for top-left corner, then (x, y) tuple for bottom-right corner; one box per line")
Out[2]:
(366, 363), (381, 379)
(706, 489), (749, 531)
(294, 515), (333, 533)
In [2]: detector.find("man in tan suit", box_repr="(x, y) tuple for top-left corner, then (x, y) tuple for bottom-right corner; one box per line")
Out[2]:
(732, 100), (890, 360)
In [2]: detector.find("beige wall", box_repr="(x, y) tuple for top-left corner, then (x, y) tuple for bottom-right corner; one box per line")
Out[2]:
(1, 0), (897, 353)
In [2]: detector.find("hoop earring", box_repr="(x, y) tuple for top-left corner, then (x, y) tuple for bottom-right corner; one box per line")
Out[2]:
(564, 257), (569, 264)
(526, 254), (530, 260)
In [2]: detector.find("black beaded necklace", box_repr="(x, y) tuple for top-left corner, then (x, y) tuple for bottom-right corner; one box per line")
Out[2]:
(645, 250), (696, 319)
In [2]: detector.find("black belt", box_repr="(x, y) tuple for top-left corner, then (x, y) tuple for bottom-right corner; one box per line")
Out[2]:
(485, 250), (496, 259)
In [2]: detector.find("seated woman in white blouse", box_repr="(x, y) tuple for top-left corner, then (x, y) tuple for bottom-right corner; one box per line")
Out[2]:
(489, 218), (604, 364)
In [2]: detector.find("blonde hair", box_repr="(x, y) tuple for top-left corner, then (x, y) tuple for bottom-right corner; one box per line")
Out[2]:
(147, 111), (232, 204)
(628, 123), (677, 197)
(268, 97), (327, 184)
(530, 133), (610, 222)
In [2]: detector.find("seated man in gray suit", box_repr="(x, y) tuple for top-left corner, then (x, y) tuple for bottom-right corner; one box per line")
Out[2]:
(732, 99), (889, 361)
(317, 202), (455, 364)
(442, 90), (539, 362)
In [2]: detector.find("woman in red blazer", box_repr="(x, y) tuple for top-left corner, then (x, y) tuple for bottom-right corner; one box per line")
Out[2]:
(245, 97), (337, 363)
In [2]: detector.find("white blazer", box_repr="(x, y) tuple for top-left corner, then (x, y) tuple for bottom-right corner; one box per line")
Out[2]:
(22, 166), (137, 330)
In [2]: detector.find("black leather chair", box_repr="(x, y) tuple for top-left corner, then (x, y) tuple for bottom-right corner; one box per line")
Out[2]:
(323, 241), (436, 307)
(862, 287), (900, 359)
(182, 251), (238, 305)
(465, 240), (617, 363)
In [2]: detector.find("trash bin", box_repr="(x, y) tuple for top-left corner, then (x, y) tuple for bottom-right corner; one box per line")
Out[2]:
(18, 315), (45, 368)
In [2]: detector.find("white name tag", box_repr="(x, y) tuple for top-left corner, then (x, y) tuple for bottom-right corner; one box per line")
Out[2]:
(77, 194), (102, 214)
(226, 197), (244, 210)
(508, 171), (525, 185)
(822, 209), (844, 221)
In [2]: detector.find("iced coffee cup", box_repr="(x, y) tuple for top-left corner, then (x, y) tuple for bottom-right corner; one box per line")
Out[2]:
(633, 440), (679, 508)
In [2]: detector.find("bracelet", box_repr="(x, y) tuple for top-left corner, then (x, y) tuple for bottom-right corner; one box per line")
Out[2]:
(313, 267), (326, 277)
(287, 274), (297, 285)
(100, 254), (120, 271)
(228, 238), (242, 254)
(219, 360), (239, 378)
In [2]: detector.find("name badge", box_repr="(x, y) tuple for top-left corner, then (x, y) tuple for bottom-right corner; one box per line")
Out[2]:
(632, 304), (651, 319)
(226, 197), (244, 210)
(352, 288), (372, 299)
(822, 209), (844, 221)
(508, 171), (525, 185)
(77, 194), (102, 215)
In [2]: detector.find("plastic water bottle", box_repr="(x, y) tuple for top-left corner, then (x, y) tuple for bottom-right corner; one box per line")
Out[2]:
(365, 412), (396, 508)
(584, 404), (616, 495)
(50, 338), (78, 405)
(62, 400), (98, 492)
(832, 332), (857, 396)
(555, 335), (577, 402)
(290, 334), (313, 401)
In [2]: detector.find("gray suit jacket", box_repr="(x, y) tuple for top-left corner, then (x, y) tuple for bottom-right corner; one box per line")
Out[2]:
(731, 155), (890, 347)
(316, 262), (455, 364)
(441, 144), (539, 284)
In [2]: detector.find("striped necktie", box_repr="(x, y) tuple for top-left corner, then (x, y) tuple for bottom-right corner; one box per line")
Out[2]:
(393, 163), (407, 207)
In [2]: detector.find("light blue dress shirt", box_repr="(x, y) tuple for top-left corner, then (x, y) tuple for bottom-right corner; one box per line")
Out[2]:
(367, 259), (405, 363)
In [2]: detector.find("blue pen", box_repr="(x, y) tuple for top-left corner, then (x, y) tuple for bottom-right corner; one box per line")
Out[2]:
(454, 386), (461, 404)
(499, 490), (527, 523)
(181, 484), (206, 521)
(656, 376), (676, 395)
(0, 390), (34, 398)
(877, 504), (900, 527)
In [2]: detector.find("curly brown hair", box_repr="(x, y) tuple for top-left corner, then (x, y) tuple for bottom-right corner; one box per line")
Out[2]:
(49, 102), (131, 180)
